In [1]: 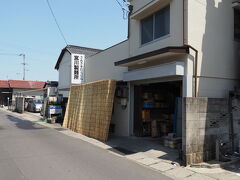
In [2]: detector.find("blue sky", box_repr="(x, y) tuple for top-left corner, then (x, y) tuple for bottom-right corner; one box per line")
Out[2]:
(0, 0), (128, 81)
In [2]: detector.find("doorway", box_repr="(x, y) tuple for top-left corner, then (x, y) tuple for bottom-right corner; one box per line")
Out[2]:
(133, 81), (182, 138)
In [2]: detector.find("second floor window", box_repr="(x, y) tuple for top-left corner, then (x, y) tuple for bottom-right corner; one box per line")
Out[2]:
(141, 5), (170, 45)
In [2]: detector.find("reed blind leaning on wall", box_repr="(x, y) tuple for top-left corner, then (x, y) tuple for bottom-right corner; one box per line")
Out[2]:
(63, 79), (116, 141)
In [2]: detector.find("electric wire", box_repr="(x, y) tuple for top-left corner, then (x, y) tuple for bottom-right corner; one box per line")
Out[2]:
(115, 0), (124, 9)
(0, 41), (56, 56)
(0, 53), (19, 56)
(115, 0), (129, 19)
(46, 0), (68, 45)
(0, 53), (28, 80)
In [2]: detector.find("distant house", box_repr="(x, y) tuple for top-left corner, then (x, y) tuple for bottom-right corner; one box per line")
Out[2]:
(0, 80), (45, 106)
(0, 80), (11, 106)
(54, 45), (102, 98)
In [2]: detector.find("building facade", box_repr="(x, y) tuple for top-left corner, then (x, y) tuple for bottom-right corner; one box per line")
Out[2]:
(84, 0), (240, 133)
(57, 0), (240, 164)
(85, 0), (240, 164)
(0, 80), (45, 106)
(55, 45), (102, 98)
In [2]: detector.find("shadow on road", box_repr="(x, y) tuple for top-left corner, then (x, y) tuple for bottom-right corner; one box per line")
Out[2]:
(7, 115), (45, 130)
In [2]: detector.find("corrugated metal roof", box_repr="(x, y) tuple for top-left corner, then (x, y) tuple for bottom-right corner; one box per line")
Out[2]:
(0, 80), (10, 88)
(6, 80), (45, 89)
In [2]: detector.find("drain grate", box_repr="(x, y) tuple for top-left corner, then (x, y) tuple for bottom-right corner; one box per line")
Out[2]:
(108, 147), (136, 155)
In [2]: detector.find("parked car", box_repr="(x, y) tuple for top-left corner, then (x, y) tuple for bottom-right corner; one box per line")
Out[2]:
(27, 99), (43, 112)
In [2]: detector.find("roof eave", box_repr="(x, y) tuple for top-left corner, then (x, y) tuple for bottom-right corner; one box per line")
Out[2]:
(114, 46), (190, 66)
(54, 48), (70, 70)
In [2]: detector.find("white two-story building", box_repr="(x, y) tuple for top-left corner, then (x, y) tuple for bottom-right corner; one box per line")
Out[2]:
(55, 45), (102, 99)
(84, 0), (240, 164)
(86, 0), (240, 132)
(55, 0), (240, 165)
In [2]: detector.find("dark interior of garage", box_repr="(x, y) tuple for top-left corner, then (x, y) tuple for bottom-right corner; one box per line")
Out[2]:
(134, 81), (182, 144)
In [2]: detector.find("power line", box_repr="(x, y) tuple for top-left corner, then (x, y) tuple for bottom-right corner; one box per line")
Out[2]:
(0, 41), (56, 56)
(19, 54), (26, 80)
(46, 0), (68, 45)
(0, 53), (19, 56)
(115, 0), (123, 8)
(115, 0), (130, 19)
(0, 53), (28, 80)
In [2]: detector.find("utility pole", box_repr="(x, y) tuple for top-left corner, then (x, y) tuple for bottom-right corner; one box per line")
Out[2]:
(0, 53), (28, 80)
(19, 54), (26, 80)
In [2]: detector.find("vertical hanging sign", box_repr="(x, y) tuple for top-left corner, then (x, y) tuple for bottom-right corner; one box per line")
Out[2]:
(71, 54), (85, 84)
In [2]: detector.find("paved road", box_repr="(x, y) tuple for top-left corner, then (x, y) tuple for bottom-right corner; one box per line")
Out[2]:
(0, 110), (172, 180)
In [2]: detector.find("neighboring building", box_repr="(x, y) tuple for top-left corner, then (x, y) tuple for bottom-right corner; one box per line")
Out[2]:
(0, 80), (45, 106)
(54, 45), (102, 98)
(0, 80), (11, 106)
(16, 81), (58, 98)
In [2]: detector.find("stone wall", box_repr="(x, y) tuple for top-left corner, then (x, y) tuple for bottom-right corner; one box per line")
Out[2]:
(182, 97), (229, 165)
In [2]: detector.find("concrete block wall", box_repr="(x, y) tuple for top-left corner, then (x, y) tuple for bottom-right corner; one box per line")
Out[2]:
(182, 97), (229, 165)
(15, 97), (24, 114)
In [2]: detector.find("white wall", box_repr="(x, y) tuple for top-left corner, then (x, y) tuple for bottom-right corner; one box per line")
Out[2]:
(129, 0), (240, 98)
(111, 97), (130, 136)
(130, 0), (153, 14)
(85, 41), (131, 136)
(85, 41), (129, 82)
(58, 90), (69, 98)
(187, 0), (240, 98)
(12, 88), (41, 103)
(129, 0), (183, 57)
(58, 51), (71, 90)
(12, 88), (40, 97)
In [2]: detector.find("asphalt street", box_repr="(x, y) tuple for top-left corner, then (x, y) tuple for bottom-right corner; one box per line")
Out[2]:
(0, 110), (172, 180)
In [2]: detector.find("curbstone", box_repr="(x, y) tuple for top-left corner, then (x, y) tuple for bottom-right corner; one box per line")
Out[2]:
(150, 162), (175, 172)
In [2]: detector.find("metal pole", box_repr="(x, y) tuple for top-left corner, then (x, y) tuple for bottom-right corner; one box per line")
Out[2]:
(7, 97), (9, 110)
(19, 54), (26, 80)
(23, 54), (26, 80)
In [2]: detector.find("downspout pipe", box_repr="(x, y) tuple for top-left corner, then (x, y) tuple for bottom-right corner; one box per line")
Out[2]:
(182, 0), (198, 97)
(127, 5), (133, 39)
(185, 45), (198, 98)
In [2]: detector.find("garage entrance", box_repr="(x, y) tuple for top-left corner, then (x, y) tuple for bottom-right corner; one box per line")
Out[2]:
(133, 81), (182, 139)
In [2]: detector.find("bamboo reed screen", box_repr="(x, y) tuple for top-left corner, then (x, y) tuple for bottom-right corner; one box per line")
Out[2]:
(63, 79), (116, 141)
